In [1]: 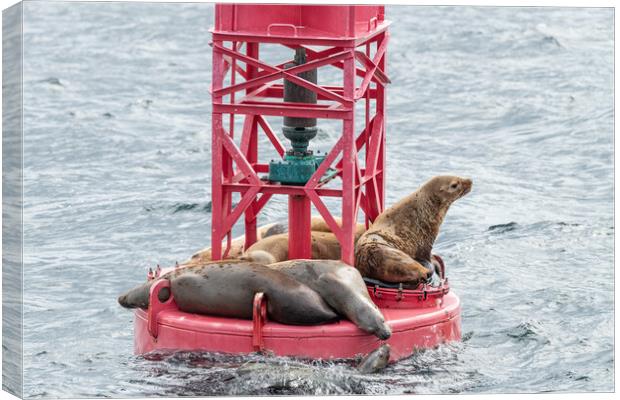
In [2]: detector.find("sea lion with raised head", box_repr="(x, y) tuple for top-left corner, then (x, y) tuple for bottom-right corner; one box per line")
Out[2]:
(355, 175), (472, 287)
(118, 260), (338, 325)
(268, 259), (391, 340)
(357, 344), (391, 374)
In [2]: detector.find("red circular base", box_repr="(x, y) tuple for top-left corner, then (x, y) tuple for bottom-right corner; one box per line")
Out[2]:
(133, 289), (461, 361)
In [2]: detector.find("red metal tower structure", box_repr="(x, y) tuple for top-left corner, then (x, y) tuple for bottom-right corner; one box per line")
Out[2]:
(210, 4), (390, 264)
(134, 5), (462, 357)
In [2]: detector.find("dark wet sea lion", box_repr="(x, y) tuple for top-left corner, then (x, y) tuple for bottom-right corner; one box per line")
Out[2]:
(268, 259), (391, 340)
(118, 260), (338, 325)
(357, 344), (391, 374)
(355, 175), (472, 287)
(236, 343), (391, 376)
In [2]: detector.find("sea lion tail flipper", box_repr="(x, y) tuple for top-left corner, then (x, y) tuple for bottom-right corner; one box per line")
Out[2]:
(240, 250), (277, 265)
(357, 344), (391, 374)
(367, 245), (432, 285)
(418, 258), (441, 287)
(118, 281), (153, 309)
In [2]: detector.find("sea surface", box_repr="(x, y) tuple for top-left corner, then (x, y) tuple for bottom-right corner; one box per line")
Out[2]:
(17, 3), (613, 397)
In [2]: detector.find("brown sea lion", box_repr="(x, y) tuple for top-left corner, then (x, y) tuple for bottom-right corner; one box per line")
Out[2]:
(186, 222), (281, 264)
(117, 260), (338, 325)
(262, 216), (355, 236)
(187, 216), (362, 264)
(241, 225), (366, 265)
(355, 175), (472, 287)
(269, 259), (391, 339)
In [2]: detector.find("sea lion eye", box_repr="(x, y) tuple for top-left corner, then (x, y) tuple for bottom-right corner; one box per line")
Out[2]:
(450, 182), (459, 190)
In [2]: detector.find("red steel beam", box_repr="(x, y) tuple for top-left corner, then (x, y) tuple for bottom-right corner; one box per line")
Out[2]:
(213, 103), (351, 120)
(213, 44), (353, 105)
(355, 33), (390, 99)
(223, 183), (342, 198)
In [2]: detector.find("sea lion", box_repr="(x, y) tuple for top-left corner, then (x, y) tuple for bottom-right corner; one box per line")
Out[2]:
(242, 223), (367, 264)
(118, 260), (338, 325)
(262, 216), (356, 236)
(355, 175), (472, 287)
(186, 222), (281, 264)
(241, 231), (339, 264)
(187, 216), (363, 264)
(357, 344), (391, 374)
(268, 259), (391, 340)
(236, 344), (391, 377)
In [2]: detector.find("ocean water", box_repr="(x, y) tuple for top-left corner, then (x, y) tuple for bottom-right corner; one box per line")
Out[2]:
(18, 3), (613, 397)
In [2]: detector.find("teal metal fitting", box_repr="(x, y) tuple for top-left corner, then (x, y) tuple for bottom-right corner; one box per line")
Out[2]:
(268, 153), (326, 185)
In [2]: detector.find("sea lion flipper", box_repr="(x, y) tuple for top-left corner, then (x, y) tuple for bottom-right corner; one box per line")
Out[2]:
(359, 244), (432, 285)
(416, 258), (441, 287)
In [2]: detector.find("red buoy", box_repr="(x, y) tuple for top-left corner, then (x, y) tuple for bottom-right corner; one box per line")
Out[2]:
(133, 4), (462, 359)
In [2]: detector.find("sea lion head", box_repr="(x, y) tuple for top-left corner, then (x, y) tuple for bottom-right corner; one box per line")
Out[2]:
(425, 175), (472, 206)
(357, 344), (391, 374)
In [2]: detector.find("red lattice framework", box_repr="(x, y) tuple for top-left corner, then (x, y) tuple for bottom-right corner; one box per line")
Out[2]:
(210, 12), (390, 265)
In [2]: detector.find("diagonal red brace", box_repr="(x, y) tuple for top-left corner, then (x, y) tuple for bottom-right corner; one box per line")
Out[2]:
(213, 43), (353, 105)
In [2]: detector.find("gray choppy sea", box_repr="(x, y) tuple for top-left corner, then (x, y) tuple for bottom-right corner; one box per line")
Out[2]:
(17, 2), (613, 397)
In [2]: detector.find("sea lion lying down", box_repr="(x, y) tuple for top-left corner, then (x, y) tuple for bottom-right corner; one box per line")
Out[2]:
(118, 259), (391, 339)
(240, 219), (366, 264)
(187, 216), (364, 264)
(118, 260), (337, 325)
